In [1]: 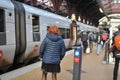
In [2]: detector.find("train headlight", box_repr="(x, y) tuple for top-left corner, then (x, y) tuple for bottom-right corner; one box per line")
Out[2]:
(34, 45), (39, 51)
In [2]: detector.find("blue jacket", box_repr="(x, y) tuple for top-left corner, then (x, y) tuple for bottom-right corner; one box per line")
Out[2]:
(40, 34), (66, 64)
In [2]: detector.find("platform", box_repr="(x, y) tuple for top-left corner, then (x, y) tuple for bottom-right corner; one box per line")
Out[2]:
(0, 46), (120, 80)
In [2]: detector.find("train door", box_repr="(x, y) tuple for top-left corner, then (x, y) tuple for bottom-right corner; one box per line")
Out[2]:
(24, 14), (40, 61)
(12, 1), (26, 64)
(0, 8), (16, 70)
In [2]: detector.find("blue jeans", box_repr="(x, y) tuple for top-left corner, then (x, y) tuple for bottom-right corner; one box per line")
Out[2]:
(96, 44), (101, 55)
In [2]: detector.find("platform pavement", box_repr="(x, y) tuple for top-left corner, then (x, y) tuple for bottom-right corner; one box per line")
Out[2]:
(1, 46), (120, 80)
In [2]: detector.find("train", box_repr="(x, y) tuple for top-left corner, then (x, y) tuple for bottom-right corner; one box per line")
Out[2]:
(0, 0), (99, 74)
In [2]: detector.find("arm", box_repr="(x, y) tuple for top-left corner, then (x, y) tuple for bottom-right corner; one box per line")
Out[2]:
(60, 41), (66, 60)
(39, 38), (47, 58)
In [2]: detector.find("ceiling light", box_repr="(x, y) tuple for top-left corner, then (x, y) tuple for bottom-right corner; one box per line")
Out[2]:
(78, 16), (81, 21)
(71, 14), (76, 21)
(99, 8), (103, 13)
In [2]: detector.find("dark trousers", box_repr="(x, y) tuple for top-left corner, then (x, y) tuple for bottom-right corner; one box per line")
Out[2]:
(102, 40), (106, 47)
(113, 58), (120, 80)
(82, 41), (88, 53)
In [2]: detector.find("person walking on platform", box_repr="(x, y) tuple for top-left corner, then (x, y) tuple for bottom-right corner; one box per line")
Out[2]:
(110, 25), (120, 80)
(80, 31), (88, 54)
(96, 31), (102, 55)
(88, 31), (94, 53)
(40, 26), (66, 80)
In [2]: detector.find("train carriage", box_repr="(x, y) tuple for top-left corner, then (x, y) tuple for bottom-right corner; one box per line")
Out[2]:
(0, 0), (16, 72)
(0, 0), (98, 74)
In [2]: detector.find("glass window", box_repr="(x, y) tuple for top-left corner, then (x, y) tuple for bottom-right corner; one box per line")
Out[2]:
(66, 29), (70, 38)
(0, 9), (6, 45)
(59, 28), (70, 39)
(32, 15), (40, 41)
(0, 9), (4, 32)
(59, 28), (66, 39)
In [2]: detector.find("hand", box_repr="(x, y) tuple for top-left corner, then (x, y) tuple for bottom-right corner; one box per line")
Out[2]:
(38, 57), (42, 61)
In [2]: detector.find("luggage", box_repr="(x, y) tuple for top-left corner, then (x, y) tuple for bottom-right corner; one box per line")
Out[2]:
(86, 47), (90, 53)
(86, 43), (90, 53)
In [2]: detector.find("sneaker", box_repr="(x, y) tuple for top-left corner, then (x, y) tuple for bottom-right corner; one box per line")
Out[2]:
(102, 61), (106, 64)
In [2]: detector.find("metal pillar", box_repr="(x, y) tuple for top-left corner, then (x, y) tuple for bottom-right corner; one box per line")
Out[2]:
(73, 46), (82, 80)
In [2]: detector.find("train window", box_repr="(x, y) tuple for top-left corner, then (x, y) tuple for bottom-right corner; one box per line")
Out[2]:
(0, 9), (4, 32)
(32, 15), (40, 41)
(59, 28), (70, 39)
(59, 28), (66, 39)
(0, 9), (6, 45)
(66, 29), (70, 38)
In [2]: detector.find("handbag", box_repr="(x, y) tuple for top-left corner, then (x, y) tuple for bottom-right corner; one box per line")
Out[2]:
(86, 43), (90, 53)
(86, 47), (90, 53)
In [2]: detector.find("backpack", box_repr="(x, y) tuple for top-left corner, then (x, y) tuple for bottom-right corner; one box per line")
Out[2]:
(102, 33), (107, 41)
(82, 34), (88, 41)
(81, 32), (88, 41)
(113, 34), (120, 51)
(89, 34), (94, 41)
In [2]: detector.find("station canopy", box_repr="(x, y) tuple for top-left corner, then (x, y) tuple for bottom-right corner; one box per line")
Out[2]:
(16, 0), (120, 27)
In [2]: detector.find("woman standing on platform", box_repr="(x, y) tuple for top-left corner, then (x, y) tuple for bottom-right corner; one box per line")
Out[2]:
(40, 26), (66, 80)
(96, 31), (102, 55)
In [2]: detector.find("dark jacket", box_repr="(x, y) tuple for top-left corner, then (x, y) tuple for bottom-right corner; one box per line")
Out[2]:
(80, 32), (88, 42)
(40, 34), (66, 64)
